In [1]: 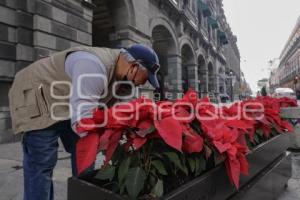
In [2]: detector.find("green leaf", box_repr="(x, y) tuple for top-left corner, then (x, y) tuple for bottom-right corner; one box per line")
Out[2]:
(120, 184), (126, 195)
(125, 167), (146, 200)
(163, 152), (188, 175)
(256, 129), (264, 137)
(118, 157), (131, 184)
(112, 145), (124, 164)
(254, 134), (260, 144)
(151, 179), (164, 198)
(152, 160), (168, 176)
(199, 155), (206, 171)
(194, 155), (206, 176)
(194, 157), (200, 176)
(190, 119), (202, 133)
(149, 174), (157, 187)
(188, 158), (196, 173)
(271, 128), (279, 136)
(95, 166), (115, 181)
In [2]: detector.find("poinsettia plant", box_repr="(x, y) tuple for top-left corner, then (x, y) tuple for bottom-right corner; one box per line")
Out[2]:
(75, 89), (296, 199)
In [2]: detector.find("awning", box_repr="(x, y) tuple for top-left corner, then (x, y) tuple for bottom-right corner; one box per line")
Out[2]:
(208, 16), (219, 29)
(217, 30), (226, 40)
(218, 30), (228, 45)
(198, 0), (211, 17)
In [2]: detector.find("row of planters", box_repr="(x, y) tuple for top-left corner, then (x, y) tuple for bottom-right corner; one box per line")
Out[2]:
(68, 90), (297, 200)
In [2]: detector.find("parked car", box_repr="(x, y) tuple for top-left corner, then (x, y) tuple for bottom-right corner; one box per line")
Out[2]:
(274, 88), (296, 99)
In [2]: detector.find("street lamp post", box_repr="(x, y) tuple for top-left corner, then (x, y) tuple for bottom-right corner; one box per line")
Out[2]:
(229, 71), (234, 102)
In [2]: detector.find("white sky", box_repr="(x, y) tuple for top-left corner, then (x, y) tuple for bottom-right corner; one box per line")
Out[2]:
(222, 0), (300, 92)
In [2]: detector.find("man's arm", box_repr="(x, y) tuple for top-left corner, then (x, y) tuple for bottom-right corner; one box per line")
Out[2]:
(65, 51), (107, 137)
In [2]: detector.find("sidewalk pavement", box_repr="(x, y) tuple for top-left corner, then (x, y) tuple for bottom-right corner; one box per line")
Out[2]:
(1, 141), (300, 200)
(0, 141), (70, 200)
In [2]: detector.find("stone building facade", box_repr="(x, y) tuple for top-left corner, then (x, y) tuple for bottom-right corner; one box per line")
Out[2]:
(270, 16), (300, 92)
(0, 0), (241, 142)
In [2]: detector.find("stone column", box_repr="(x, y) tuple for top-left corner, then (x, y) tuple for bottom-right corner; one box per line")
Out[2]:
(208, 74), (215, 93)
(199, 68), (209, 97)
(223, 77), (227, 95)
(214, 73), (220, 101)
(187, 63), (199, 92)
(168, 54), (182, 92)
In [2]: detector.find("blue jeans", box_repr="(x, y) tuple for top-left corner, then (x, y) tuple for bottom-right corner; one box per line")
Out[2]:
(22, 120), (79, 200)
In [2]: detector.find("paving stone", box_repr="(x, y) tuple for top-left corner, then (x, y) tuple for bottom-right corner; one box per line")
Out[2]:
(0, 142), (71, 200)
(0, 166), (23, 200)
(278, 178), (300, 200)
(0, 142), (23, 161)
(0, 129), (21, 145)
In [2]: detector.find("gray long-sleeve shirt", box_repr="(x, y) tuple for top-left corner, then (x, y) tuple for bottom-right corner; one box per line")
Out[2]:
(65, 51), (107, 136)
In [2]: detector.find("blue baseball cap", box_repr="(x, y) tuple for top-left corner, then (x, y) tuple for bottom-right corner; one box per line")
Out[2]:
(126, 44), (160, 88)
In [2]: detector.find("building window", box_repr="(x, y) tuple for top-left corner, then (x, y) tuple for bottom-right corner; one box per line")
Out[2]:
(183, 0), (189, 9)
(198, 9), (202, 26)
(192, 0), (196, 13)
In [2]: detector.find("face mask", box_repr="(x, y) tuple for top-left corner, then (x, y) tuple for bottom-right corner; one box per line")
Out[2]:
(119, 68), (133, 92)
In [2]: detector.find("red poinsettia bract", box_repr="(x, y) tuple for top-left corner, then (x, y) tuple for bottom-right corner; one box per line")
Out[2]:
(75, 89), (295, 189)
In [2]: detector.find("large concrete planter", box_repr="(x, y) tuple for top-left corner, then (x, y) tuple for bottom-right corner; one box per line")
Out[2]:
(67, 134), (290, 200)
(281, 107), (300, 150)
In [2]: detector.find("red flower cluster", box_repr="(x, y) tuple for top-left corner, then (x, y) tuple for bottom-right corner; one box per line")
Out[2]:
(75, 89), (296, 189)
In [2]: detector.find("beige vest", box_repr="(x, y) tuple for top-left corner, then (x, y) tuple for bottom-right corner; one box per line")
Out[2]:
(9, 46), (121, 134)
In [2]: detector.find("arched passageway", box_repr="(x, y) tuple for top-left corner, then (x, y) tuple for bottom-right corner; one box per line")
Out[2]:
(198, 55), (207, 97)
(92, 0), (133, 47)
(181, 44), (196, 93)
(152, 25), (178, 99)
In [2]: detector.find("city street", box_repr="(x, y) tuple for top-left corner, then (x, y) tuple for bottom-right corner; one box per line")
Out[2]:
(0, 0), (299, 199)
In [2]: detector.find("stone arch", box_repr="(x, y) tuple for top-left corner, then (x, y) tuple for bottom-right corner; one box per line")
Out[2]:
(151, 23), (178, 97)
(181, 43), (196, 92)
(92, 0), (136, 47)
(179, 36), (196, 63)
(149, 17), (179, 51)
(125, 0), (136, 27)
